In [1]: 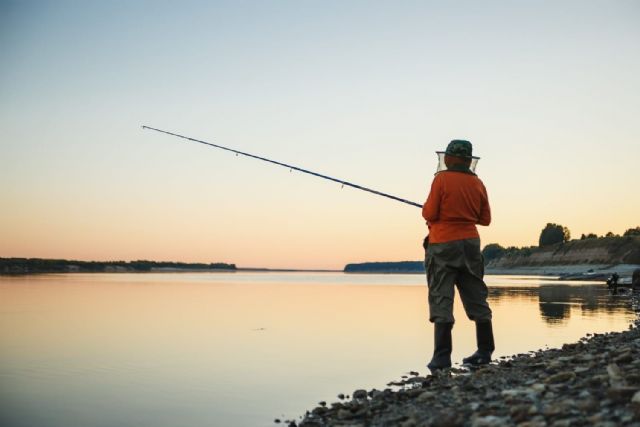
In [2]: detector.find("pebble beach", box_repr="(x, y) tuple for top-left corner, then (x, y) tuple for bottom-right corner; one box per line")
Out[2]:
(291, 296), (640, 427)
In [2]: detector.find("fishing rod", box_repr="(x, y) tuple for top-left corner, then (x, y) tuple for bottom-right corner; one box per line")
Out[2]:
(142, 125), (422, 209)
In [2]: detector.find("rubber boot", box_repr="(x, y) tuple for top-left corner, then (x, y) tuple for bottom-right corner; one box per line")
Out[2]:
(463, 320), (495, 366)
(427, 322), (453, 372)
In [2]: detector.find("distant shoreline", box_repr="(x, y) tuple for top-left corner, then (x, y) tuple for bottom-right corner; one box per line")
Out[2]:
(343, 261), (639, 280)
(0, 257), (344, 275)
(238, 268), (342, 273)
(3, 257), (637, 280)
(0, 257), (237, 275)
(0, 270), (343, 275)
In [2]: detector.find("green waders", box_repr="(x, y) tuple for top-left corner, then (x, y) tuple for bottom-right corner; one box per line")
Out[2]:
(425, 238), (494, 370)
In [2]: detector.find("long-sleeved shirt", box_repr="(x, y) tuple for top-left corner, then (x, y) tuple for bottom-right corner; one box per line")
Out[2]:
(422, 170), (491, 243)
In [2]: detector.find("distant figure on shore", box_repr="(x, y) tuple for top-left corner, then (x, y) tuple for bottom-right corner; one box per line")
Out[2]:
(607, 272), (620, 294)
(633, 269), (640, 290)
(422, 140), (495, 372)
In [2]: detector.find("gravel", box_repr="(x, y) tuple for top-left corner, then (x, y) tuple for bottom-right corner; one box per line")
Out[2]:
(284, 296), (640, 426)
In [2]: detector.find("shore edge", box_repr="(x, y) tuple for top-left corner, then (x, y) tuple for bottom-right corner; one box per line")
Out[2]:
(292, 298), (640, 427)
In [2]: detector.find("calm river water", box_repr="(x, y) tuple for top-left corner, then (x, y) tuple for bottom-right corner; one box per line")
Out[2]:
(0, 272), (635, 427)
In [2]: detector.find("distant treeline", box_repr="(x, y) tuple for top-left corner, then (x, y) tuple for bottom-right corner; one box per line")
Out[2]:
(483, 235), (640, 268)
(344, 261), (424, 273)
(1, 258), (237, 274)
(483, 225), (640, 265)
(344, 225), (640, 273)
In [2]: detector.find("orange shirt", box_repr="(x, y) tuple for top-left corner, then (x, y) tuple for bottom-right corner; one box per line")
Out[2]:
(422, 171), (491, 243)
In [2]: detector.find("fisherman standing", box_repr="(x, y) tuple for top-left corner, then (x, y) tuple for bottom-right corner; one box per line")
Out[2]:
(422, 140), (495, 372)
(608, 272), (620, 294)
(633, 269), (640, 290)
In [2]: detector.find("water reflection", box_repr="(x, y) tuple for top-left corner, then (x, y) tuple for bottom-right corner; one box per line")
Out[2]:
(0, 273), (636, 427)
(488, 284), (634, 325)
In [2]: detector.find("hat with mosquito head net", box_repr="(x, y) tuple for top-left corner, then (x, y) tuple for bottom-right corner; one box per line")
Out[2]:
(435, 139), (480, 173)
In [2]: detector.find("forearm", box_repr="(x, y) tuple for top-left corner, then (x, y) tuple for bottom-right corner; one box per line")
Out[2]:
(477, 204), (491, 226)
(423, 179), (441, 222)
(422, 204), (439, 222)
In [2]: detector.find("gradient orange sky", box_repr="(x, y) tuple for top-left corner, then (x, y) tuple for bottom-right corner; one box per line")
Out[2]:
(1, 1), (639, 269)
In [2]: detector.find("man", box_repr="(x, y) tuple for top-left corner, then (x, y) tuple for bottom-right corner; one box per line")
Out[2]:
(633, 269), (640, 290)
(607, 273), (620, 294)
(422, 139), (495, 372)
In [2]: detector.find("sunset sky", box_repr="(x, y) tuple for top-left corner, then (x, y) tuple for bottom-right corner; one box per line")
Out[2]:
(2, 1), (639, 269)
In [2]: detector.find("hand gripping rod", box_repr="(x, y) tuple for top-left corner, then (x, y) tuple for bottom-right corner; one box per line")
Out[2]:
(142, 125), (422, 209)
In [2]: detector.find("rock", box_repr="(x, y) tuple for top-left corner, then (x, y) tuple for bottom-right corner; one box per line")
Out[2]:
(607, 386), (639, 402)
(632, 390), (640, 403)
(352, 389), (368, 400)
(527, 362), (546, 370)
(502, 387), (537, 401)
(547, 361), (563, 370)
(544, 371), (576, 384)
(434, 413), (465, 427)
(529, 383), (546, 393)
(616, 346), (632, 354)
(600, 398), (613, 407)
(484, 390), (498, 399)
(417, 391), (436, 402)
(607, 363), (626, 387)
(405, 388), (424, 398)
(400, 417), (417, 427)
(370, 389), (383, 400)
(501, 388), (523, 398)
(542, 403), (563, 416)
(311, 406), (326, 415)
(614, 351), (632, 364)
(336, 409), (351, 419)
(471, 415), (509, 427)
(607, 363), (623, 380)
(588, 374), (609, 386)
(510, 404), (535, 422)
(516, 421), (547, 427)
(550, 420), (572, 427)
(576, 398), (598, 411)
(626, 373), (640, 384)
